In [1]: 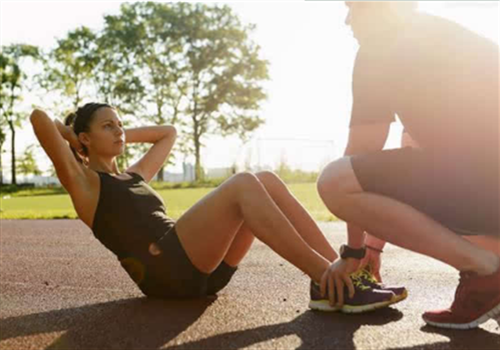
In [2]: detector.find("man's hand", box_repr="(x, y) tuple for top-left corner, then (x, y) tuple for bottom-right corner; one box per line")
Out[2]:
(360, 249), (382, 282)
(320, 258), (360, 307)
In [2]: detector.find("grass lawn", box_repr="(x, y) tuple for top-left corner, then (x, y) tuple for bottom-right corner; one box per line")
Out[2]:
(0, 183), (337, 222)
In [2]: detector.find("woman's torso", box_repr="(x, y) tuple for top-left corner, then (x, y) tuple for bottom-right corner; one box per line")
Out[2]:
(70, 169), (175, 260)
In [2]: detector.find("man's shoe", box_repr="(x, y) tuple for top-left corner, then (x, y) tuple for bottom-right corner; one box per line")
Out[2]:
(355, 267), (408, 303)
(422, 267), (500, 330)
(309, 275), (396, 314)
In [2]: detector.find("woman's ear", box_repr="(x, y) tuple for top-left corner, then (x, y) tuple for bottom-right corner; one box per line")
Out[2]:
(78, 132), (90, 149)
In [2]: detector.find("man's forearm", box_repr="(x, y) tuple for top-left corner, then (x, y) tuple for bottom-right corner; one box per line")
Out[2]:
(365, 234), (386, 250)
(347, 223), (366, 248)
(344, 143), (380, 249)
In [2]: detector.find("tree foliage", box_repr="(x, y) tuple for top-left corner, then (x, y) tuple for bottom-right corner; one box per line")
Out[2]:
(0, 44), (40, 184)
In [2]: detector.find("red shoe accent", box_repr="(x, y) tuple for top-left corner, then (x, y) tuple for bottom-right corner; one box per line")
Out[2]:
(423, 267), (500, 329)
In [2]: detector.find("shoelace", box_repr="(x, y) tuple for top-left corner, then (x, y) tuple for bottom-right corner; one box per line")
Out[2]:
(359, 269), (380, 285)
(350, 273), (371, 291)
(351, 269), (379, 285)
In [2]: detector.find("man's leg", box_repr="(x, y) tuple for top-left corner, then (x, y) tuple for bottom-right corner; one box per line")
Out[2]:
(464, 235), (500, 257)
(317, 157), (499, 276)
(317, 156), (500, 329)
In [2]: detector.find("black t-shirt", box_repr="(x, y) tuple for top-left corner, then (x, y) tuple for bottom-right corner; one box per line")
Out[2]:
(350, 13), (499, 160)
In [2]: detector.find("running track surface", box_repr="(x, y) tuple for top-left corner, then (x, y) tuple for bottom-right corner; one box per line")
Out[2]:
(1, 220), (499, 350)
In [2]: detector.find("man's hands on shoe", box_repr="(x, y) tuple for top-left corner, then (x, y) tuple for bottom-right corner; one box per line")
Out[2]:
(360, 249), (382, 282)
(321, 258), (360, 307)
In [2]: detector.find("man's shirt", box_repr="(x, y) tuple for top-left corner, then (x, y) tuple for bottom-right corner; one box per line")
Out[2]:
(350, 13), (499, 160)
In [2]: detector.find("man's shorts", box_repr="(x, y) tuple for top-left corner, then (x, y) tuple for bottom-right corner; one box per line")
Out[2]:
(120, 226), (237, 299)
(350, 147), (499, 237)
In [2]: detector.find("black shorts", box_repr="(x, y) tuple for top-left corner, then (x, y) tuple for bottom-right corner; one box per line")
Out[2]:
(119, 226), (237, 299)
(350, 147), (499, 237)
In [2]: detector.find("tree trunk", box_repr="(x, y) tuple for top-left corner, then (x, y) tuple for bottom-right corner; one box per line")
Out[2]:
(194, 136), (202, 181)
(192, 115), (203, 181)
(0, 144), (3, 185)
(155, 100), (165, 182)
(8, 121), (16, 185)
(157, 166), (165, 182)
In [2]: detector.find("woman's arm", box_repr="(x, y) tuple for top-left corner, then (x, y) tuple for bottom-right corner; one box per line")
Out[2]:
(30, 109), (86, 191)
(125, 125), (177, 183)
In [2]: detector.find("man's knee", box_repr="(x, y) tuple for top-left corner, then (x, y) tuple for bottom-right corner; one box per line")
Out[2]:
(317, 157), (362, 210)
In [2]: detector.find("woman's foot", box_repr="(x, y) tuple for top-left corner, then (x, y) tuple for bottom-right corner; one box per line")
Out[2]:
(309, 276), (396, 313)
(355, 267), (408, 303)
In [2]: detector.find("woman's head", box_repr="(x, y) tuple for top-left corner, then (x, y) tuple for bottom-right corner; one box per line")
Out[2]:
(65, 103), (125, 161)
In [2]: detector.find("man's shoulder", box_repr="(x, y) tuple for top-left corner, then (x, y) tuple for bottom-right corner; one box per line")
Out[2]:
(397, 12), (491, 49)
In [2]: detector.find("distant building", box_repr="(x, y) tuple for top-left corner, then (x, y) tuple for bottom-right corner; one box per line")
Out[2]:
(2, 163), (240, 186)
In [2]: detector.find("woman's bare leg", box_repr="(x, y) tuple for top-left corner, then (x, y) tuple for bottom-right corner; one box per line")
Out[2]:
(174, 172), (330, 282)
(220, 171), (338, 267)
(221, 223), (254, 267)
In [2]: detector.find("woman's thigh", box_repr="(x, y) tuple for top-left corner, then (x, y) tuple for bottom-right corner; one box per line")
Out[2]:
(174, 173), (254, 274)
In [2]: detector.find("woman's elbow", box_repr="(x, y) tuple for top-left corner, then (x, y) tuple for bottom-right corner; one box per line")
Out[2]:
(165, 125), (177, 138)
(30, 109), (48, 125)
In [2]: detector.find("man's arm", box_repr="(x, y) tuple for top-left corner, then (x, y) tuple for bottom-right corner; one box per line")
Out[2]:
(344, 123), (391, 156)
(343, 123), (391, 249)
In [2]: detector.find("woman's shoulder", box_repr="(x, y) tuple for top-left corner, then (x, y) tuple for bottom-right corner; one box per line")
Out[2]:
(67, 167), (102, 228)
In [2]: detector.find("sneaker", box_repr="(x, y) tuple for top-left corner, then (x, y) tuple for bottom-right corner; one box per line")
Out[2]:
(422, 267), (500, 330)
(309, 275), (396, 314)
(355, 267), (408, 303)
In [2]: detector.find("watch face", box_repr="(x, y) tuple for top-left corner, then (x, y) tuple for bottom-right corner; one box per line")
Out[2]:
(340, 244), (350, 259)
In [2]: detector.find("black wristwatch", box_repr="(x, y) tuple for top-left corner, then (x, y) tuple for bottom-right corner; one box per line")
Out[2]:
(340, 244), (366, 260)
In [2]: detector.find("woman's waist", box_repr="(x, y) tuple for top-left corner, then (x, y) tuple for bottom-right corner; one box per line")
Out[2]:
(93, 219), (176, 259)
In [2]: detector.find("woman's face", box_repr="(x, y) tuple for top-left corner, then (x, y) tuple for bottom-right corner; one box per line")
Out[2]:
(80, 107), (125, 158)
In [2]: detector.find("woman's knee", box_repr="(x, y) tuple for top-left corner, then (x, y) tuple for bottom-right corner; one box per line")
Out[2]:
(227, 171), (261, 193)
(255, 171), (283, 191)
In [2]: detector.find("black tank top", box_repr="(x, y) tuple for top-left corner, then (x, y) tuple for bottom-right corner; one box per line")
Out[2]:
(91, 171), (175, 260)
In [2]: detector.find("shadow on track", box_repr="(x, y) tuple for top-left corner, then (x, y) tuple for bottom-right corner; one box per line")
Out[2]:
(0, 296), (214, 349)
(166, 307), (403, 350)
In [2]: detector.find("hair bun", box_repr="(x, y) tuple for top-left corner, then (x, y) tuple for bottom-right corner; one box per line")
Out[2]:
(64, 112), (77, 127)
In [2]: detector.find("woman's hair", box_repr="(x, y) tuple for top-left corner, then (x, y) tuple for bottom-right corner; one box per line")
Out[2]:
(64, 102), (112, 162)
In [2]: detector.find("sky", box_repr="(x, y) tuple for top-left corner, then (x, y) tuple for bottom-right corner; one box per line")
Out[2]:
(1, 1), (499, 178)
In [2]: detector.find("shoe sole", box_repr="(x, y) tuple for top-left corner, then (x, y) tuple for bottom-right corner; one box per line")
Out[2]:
(308, 300), (341, 312)
(423, 300), (500, 330)
(309, 297), (395, 314)
(341, 297), (396, 314)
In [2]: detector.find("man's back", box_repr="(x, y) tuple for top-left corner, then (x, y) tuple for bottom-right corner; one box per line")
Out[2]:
(353, 12), (498, 160)
(392, 13), (498, 156)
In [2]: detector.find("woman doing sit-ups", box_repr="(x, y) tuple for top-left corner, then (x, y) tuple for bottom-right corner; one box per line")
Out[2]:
(30, 102), (401, 313)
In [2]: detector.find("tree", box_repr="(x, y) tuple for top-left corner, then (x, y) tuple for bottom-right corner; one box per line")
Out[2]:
(0, 128), (6, 184)
(104, 3), (269, 181)
(0, 53), (8, 184)
(171, 3), (269, 180)
(0, 44), (40, 185)
(17, 144), (42, 177)
(43, 26), (99, 109)
(102, 3), (187, 180)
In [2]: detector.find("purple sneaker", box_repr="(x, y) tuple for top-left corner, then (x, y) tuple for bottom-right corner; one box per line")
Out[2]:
(309, 276), (396, 314)
(355, 268), (408, 303)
